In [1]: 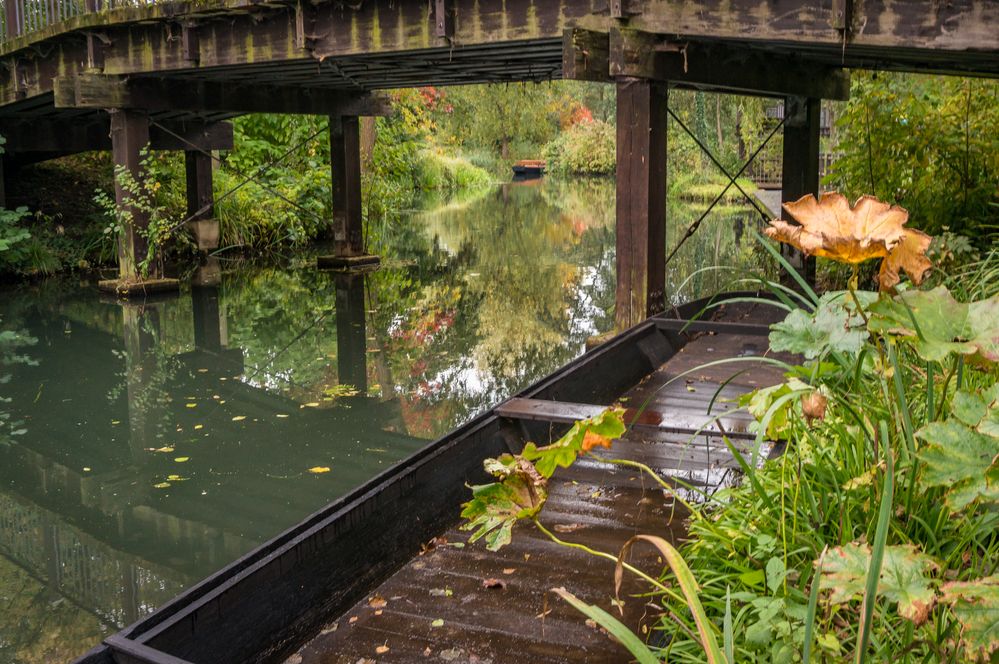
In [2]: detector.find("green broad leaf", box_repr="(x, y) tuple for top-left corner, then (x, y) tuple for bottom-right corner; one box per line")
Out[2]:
(769, 295), (869, 360)
(940, 575), (999, 662)
(868, 286), (999, 365)
(819, 543), (939, 623)
(916, 415), (999, 512)
(522, 408), (626, 478)
(459, 471), (547, 551)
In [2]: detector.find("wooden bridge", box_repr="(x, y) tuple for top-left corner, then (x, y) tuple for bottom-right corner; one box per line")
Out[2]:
(0, 0), (996, 320)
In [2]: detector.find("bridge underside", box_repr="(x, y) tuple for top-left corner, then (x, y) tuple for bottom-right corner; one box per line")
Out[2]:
(0, 0), (995, 302)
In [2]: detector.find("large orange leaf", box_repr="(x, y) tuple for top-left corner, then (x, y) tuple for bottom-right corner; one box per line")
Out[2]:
(878, 228), (933, 291)
(765, 192), (910, 265)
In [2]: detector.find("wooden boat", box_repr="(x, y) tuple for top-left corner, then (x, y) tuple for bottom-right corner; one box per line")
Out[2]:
(75, 293), (786, 664)
(511, 159), (546, 178)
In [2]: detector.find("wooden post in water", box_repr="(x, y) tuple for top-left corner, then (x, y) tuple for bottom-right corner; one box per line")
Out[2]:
(100, 109), (180, 294)
(185, 150), (219, 250)
(318, 114), (379, 270)
(110, 109), (152, 281)
(334, 272), (368, 393)
(614, 77), (667, 330)
(780, 96), (820, 286)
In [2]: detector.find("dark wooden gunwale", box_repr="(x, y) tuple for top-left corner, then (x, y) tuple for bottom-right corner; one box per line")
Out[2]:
(75, 292), (772, 664)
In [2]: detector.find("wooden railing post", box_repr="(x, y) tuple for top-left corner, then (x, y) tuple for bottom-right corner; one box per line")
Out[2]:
(4, 0), (24, 38)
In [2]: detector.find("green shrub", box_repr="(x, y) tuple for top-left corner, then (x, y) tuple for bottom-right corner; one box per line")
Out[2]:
(543, 120), (616, 176)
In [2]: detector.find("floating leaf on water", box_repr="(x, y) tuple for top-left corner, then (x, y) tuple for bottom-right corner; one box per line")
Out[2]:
(308, 466), (331, 474)
(232, 416), (246, 422)
(194, 424), (204, 430)
(174, 457), (190, 463)
(154, 482), (171, 489)
(276, 414), (290, 418)
(154, 446), (175, 453)
(186, 403), (197, 408)
(111, 420), (120, 425)
(197, 368), (208, 373)
(301, 402), (320, 408)
(167, 474), (184, 481)
(83, 467), (91, 472)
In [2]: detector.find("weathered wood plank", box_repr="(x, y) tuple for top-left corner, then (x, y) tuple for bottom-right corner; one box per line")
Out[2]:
(495, 396), (757, 439)
(562, 26), (608, 82)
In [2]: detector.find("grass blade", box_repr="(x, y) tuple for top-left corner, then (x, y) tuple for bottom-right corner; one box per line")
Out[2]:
(724, 586), (734, 664)
(616, 535), (727, 664)
(857, 421), (895, 663)
(552, 587), (660, 664)
(803, 547), (827, 664)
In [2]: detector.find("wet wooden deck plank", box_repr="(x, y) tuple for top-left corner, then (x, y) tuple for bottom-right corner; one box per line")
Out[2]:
(291, 305), (791, 664)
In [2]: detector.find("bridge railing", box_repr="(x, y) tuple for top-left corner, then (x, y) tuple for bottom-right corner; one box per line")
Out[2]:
(1, 0), (158, 42)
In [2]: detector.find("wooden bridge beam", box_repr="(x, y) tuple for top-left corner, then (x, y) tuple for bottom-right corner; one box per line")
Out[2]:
(53, 74), (392, 117)
(0, 117), (232, 156)
(780, 96), (821, 286)
(615, 77), (667, 330)
(604, 28), (850, 100)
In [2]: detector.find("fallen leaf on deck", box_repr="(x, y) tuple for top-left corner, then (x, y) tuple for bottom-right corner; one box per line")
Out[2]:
(375, 645), (389, 655)
(553, 523), (584, 533)
(309, 466), (331, 474)
(482, 578), (506, 590)
(423, 647), (432, 656)
(348, 616), (358, 624)
(431, 618), (444, 628)
(368, 596), (387, 609)
(502, 568), (516, 575)
(429, 588), (453, 597)
(374, 610), (382, 616)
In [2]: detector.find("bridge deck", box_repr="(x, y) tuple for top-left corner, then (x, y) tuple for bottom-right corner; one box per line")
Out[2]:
(287, 302), (792, 663)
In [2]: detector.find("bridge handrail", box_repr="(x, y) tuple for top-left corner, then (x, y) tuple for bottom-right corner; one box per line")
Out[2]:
(1, 0), (159, 43)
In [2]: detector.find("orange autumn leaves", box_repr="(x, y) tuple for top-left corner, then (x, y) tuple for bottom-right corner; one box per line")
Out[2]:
(765, 192), (932, 291)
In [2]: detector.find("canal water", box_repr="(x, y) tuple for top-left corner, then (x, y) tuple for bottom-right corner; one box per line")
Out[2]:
(0, 178), (770, 662)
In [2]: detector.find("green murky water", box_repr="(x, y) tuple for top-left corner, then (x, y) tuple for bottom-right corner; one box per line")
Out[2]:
(0, 178), (769, 662)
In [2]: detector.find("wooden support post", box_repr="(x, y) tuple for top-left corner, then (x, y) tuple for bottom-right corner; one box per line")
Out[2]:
(318, 115), (379, 270)
(615, 77), (667, 330)
(781, 96), (820, 286)
(185, 150), (218, 250)
(100, 109), (180, 295)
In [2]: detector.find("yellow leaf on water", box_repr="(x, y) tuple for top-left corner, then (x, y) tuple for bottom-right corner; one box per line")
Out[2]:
(174, 457), (190, 463)
(111, 420), (120, 425)
(186, 403), (197, 408)
(309, 466), (331, 474)
(301, 402), (320, 408)
(154, 482), (171, 489)
(194, 424), (204, 430)
(154, 446), (175, 453)
(83, 467), (91, 472)
(197, 368), (208, 373)
(232, 416), (246, 422)
(276, 414), (290, 418)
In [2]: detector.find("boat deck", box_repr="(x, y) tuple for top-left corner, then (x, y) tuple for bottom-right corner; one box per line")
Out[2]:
(289, 302), (792, 663)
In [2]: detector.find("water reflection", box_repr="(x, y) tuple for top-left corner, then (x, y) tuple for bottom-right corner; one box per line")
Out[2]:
(0, 178), (769, 662)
